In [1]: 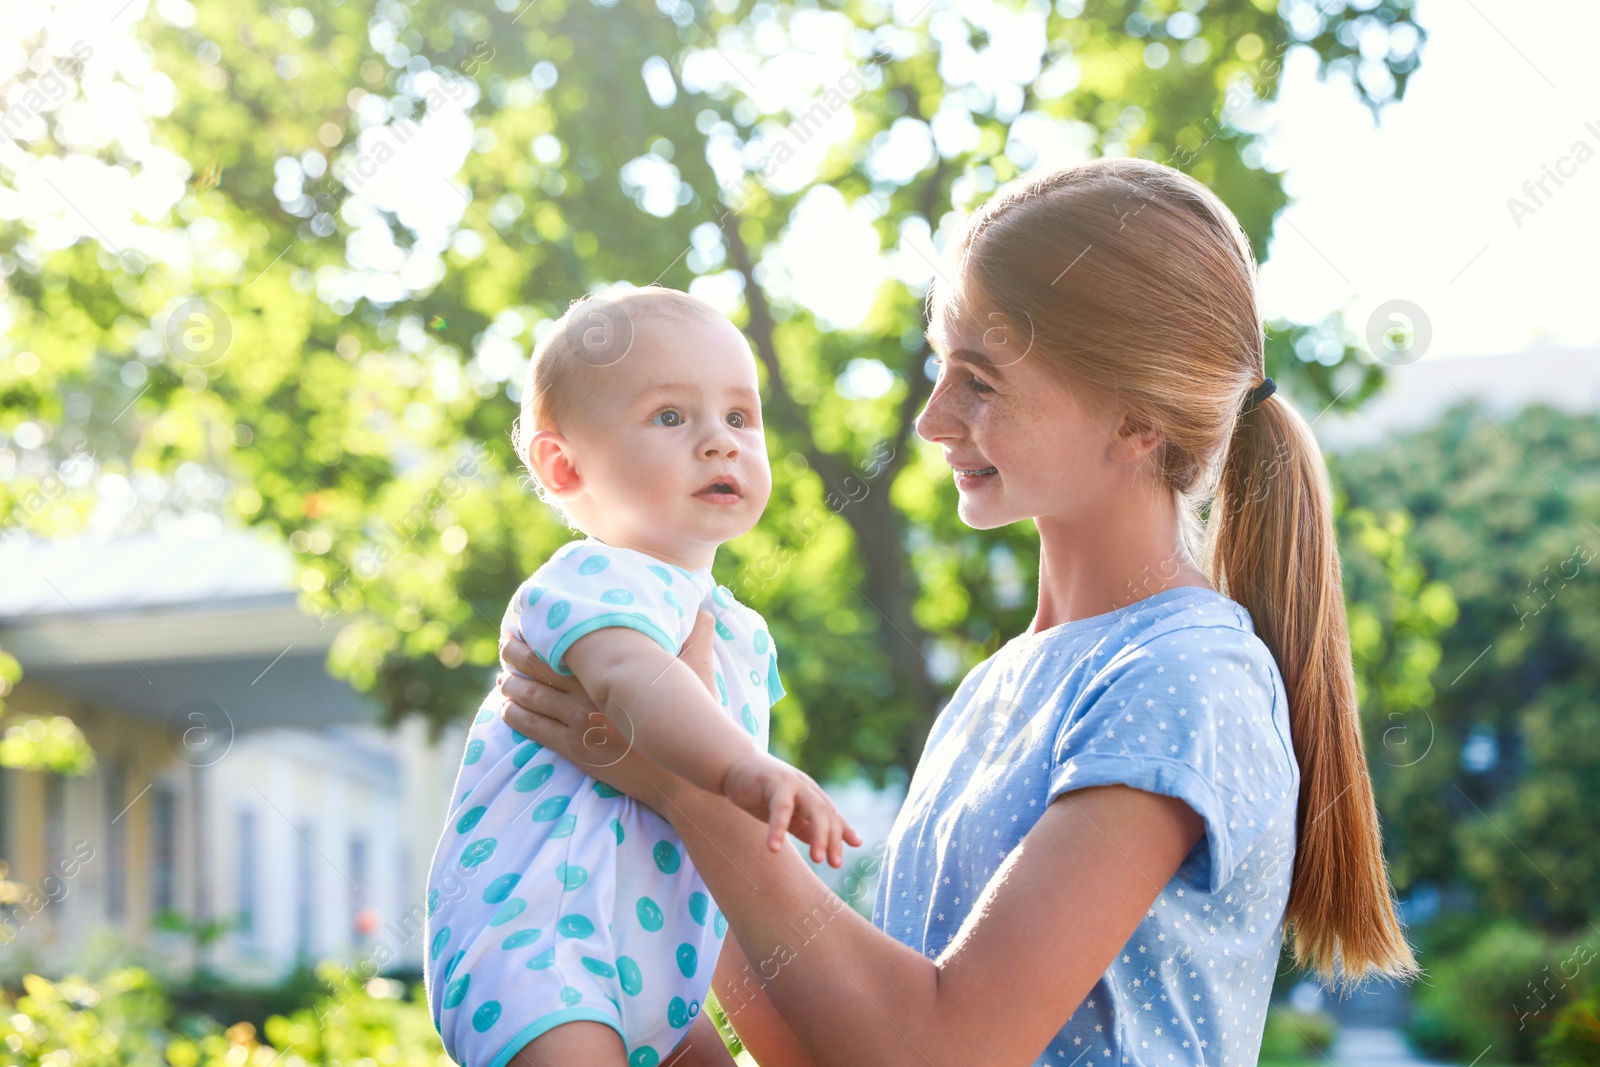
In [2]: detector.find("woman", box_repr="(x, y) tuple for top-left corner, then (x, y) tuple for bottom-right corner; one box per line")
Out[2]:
(494, 157), (1418, 1066)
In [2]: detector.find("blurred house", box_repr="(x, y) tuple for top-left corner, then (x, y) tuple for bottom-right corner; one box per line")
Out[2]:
(1312, 344), (1600, 451)
(0, 530), (467, 983)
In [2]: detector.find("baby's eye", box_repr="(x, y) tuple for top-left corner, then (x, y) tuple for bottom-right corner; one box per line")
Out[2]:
(653, 409), (683, 427)
(726, 411), (746, 429)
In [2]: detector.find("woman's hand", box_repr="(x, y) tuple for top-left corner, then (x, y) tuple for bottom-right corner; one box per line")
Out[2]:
(495, 611), (721, 814)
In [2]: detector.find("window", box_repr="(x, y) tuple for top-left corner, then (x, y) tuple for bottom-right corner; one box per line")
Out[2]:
(104, 762), (126, 922)
(151, 784), (178, 918)
(237, 809), (257, 944)
(348, 832), (369, 947)
(295, 822), (315, 961)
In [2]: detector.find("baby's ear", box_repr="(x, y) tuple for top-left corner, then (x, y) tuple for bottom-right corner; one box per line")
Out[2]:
(528, 430), (581, 497)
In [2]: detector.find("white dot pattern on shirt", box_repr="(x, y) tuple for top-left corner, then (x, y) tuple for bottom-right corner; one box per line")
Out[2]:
(870, 592), (1299, 1067)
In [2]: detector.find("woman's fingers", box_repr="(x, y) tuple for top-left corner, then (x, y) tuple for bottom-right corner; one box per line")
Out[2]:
(498, 631), (573, 691)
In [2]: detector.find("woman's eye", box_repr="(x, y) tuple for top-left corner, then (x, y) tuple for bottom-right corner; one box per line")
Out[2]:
(726, 411), (746, 429)
(966, 377), (994, 395)
(653, 410), (683, 427)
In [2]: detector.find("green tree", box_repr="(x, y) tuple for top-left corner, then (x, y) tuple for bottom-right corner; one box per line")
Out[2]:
(1335, 405), (1600, 930)
(0, 0), (1425, 781)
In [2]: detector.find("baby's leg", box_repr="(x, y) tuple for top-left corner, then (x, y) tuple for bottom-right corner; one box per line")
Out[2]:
(507, 1021), (627, 1067)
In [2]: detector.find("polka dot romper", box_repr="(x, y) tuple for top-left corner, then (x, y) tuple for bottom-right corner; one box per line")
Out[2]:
(424, 538), (784, 1067)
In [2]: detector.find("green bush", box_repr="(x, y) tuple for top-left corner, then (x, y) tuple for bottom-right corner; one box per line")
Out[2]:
(1542, 975), (1600, 1067)
(1260, 1007), (1337, 1064)
(1409, 920), (1597, 1066)
(0, 963), (449, 1067)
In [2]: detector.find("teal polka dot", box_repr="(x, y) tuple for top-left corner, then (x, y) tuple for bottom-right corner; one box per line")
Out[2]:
(653, 840), (681, 875)
(636, 896), (664, 932)
(714, 618), (734, 641)
(515, 762), (554, 793)
(547, 600), (571, 629)
(474, 705), (493, 725)
(611, 818), (625, 845)
(593, 781), (623, 799)
(483, 873), (520, 903)
(500, 928), (541, 950)
(526, 586), (544, 607)
(550, 812), (577, 838)
(512, 743), (543, 767)
(430, 926), (451, 959)
(688, 892), (709, 926)
(442, 974), (470, 1010)
(472, 1000), (502, 1032)
(581, 956), (616, 979)
(749, 669), (761, 685)
(460, 837), (497, 868)
(713, 909), (727, 937)
(427, 889), (440, 917)
(617, 956), (644, 996)
(663, 590), (682, 615)
(579, 555), (610, 575)
(557, 913), (595, 938)
(740, 704), (758, 734)
(556, 862), (588, 890)
(456, 806), (487, 833)
(646, 565), (672, 585)
(629, 1046), (659, 1067)
(489, 898), (526, 926)
(676, 943), (698, 978)
(667, 996), (691, 1029)
(714, 586), (733, 607)
(527, 948), (555, 970)
(444, 949), (465, 981)
(714, 672), (727, 705)
(463, 739), (486, 765)
(601, 588), (634, 605)
(559, 985), (583, 1006)
(754, 630), (769, 654)
(531, 795), (570, 821)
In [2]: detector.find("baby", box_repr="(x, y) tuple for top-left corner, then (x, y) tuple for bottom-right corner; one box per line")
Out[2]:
(424, 287), (856, 1067)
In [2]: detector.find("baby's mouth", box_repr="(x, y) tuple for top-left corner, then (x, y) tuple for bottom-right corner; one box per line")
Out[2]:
(694, 476), (742, 503)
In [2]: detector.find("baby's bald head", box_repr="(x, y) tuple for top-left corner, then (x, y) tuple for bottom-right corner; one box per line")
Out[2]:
(515, 287), (734, 467)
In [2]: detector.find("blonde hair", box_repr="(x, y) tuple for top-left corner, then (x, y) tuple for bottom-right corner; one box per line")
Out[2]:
(513, 286), (729, 471)
(936, 157), (1419, 988)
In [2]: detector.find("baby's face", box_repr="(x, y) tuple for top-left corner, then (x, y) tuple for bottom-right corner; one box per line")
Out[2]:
(556, 313), (772, 569)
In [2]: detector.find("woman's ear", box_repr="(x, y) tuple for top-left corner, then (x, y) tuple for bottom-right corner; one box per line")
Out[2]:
(528, 430), (581, 497)
(1110, 410), (1165, 465)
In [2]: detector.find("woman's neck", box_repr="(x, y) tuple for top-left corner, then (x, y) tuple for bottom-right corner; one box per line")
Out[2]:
(1029, 491), (1212, 633)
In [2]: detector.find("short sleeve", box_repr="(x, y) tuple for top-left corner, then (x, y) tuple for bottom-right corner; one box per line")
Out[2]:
(1046, 624), (1289, 895)
(512, 543), (691, 676)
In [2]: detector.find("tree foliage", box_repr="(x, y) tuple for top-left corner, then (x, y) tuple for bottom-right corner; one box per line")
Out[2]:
(0, 0), (1426, 782)
(1336, 405), (1600, 931)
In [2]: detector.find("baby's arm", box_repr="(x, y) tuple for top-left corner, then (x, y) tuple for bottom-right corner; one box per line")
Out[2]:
(563, 627), (855, 865)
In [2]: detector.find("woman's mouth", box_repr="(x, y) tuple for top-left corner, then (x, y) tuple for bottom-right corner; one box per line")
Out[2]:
(952, 464), (998, 489)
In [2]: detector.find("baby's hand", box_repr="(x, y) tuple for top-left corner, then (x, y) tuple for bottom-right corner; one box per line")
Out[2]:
(722, 753), (862, 868)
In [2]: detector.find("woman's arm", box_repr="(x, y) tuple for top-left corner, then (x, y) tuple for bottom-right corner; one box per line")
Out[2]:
(497, 623), (1204, 1067)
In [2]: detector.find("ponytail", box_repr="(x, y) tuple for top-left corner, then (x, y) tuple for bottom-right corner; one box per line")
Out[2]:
(1209, 393), (1421, 989)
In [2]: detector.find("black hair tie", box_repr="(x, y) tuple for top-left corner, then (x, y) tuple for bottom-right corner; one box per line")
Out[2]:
(1241, 376), (1276, 414)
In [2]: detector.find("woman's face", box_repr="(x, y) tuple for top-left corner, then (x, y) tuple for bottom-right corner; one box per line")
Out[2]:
(915, 301), (1136, 532)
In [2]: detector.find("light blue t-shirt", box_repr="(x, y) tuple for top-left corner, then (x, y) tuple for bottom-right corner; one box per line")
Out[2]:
(873, 586), (1300, 1067)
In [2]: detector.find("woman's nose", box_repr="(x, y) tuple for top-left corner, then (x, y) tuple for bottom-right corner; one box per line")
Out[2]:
(915, 382), (957, 443)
